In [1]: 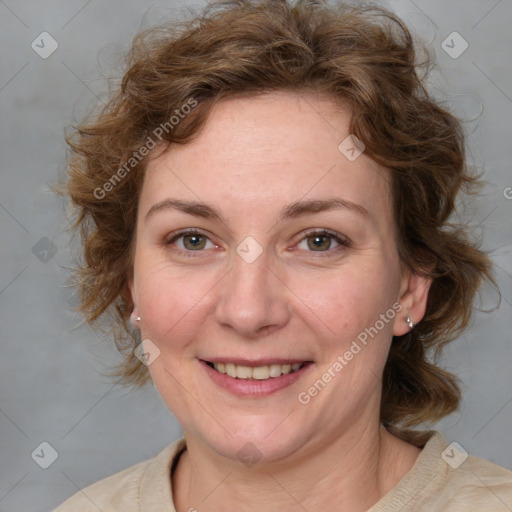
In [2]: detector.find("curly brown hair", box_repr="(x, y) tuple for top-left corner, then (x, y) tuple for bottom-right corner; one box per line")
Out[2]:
(56, 0), (498, 438)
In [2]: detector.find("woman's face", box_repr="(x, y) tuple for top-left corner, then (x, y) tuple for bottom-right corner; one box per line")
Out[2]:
(129, 92), (426, 463)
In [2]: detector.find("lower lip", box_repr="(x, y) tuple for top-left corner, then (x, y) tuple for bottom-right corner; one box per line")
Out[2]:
(200, 360), (314, 397)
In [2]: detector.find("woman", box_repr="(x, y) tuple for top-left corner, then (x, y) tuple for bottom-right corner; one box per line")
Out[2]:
(54, 0), (512, 510)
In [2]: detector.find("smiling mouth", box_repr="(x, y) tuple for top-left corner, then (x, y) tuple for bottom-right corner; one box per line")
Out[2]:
(203, 361), (310, 380)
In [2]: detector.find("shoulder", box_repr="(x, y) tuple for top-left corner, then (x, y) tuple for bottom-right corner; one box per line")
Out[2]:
(53, 459), (149, 512)
(53, 438), (186, 512)
(441, 445), (512, 510)
(417, 432), (512, 511)
(372, 431), (512, 512)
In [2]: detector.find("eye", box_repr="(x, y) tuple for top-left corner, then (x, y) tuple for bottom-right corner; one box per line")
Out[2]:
(166, 229), (217, 254)
(164, 228), (349, 258)
(296, 229), (348, 253)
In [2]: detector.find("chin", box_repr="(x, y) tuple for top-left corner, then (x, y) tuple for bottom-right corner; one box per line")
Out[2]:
(187, 413), (313, 466)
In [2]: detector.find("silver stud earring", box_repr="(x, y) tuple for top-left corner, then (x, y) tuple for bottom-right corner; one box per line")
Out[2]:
(136, 316), (141, 322)
(405, 316), (414, 329)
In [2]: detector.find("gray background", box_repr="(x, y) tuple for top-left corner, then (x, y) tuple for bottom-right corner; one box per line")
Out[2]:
(0, 0), (511, 510)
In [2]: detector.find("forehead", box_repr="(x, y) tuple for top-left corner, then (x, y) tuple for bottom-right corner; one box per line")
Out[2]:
(140, 92), (392, 227)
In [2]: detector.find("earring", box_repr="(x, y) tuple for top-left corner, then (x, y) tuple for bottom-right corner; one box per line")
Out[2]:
(130, 310), (141, 329)
(405, 316), (414, 329)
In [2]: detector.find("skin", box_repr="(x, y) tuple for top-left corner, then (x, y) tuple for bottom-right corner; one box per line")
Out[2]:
(128, 91), (432, 512)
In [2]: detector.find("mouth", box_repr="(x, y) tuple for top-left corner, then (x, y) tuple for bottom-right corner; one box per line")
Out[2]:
(202, 360), (309, 380)
(199, 358), (314, 397)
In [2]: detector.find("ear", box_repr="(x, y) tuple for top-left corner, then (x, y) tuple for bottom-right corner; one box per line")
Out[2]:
(128, 276), (135, 302)
(393, 266), (432, 336)
(127, 276), (140, 328)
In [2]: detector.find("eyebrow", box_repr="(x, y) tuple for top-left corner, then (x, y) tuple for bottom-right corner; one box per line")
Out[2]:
(144, 197), (369, 224)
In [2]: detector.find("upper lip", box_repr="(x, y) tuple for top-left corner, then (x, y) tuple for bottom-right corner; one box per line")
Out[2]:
(200, 357), (312, 367)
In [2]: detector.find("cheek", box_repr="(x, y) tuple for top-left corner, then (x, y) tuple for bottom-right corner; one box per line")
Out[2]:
(135, 262), (212, 352)
(294, 266), (396, 339)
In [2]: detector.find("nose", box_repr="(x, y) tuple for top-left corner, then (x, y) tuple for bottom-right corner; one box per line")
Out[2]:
(214, 251), (291, 338)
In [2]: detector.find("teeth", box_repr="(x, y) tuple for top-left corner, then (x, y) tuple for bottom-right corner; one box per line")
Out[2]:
(269, 364), (282, 377)
(212, 362), (305, 379)
(236, 365), (253, 379)
(225, 363), (237, 378)
(252, 366), (270, 380)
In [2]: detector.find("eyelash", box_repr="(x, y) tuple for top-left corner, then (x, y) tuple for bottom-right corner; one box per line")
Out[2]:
(165, 228), (350, 258)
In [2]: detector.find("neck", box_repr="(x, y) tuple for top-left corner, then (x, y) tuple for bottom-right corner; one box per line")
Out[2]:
(172, 421), (421, 512)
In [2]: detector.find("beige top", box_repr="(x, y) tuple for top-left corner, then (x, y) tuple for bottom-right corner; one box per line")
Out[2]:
(54, 431), (512, 511)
